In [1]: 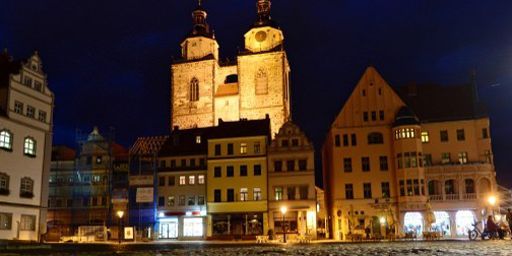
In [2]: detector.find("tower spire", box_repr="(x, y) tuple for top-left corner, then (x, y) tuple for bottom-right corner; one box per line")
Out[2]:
(191, 0), (211, 36)
(256, 0), (271, 24)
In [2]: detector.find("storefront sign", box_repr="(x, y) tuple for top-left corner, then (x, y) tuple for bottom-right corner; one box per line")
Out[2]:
(136, 187), (154, 203)
(129, 175), (153, 186)
(124, 227), (134, 240)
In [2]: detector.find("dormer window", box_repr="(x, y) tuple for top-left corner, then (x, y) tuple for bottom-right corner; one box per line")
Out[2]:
(23, 137), (36, 157)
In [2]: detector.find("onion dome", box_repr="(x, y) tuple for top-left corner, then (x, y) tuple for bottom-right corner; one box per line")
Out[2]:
(393, 106), (420, 127)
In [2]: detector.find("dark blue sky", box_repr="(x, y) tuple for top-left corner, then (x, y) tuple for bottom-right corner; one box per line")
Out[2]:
(1, 1), (511, 186)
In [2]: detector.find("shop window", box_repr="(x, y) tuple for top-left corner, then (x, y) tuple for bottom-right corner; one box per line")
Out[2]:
(20, 215), (35, 231)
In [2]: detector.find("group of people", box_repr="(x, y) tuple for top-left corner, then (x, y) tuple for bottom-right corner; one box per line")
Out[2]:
(485, 208), (512, 239)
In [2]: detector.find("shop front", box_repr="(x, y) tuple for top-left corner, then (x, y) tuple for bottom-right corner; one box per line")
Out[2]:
(157, 211), (207, 240)
(211, 213), (264, 238)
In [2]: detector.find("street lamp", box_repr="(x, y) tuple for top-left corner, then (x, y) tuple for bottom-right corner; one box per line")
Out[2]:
(280, 206), (287, 243)
(116, 210), (124, 244)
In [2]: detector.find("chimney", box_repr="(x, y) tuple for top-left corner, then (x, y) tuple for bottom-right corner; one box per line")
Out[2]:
(218, 118), (223, 124)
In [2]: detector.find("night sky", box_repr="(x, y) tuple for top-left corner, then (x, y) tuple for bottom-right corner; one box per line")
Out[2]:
(1, 1), (511, 187)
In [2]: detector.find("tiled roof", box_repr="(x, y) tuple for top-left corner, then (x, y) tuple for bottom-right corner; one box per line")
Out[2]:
(209, 118), (271, 139)
(130, 136), (169, 156)
(159, 127), (214, 157)
(51, 145), (76, 161)
(398, 84), (487, 123)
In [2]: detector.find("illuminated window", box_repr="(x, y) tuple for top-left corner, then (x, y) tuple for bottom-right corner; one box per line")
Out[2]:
(253, 188), (262, 201)
(240, 188), (248, 201)
(23, 137), (36, 156)
(421, 132), (429, 143)
(240, 143), (247, 154)
(195, 136), (201, 144)
(189, 175), (195, 185)
(167, 196), (175, 206)
(189, 78), (199, 102)
(255, 69), (268, 95)
(0, 130), (13, 150)
(20, 215), (35, 231)
(274, 187), (283, 200)
(458, 152), (468, 164)
(198, 175), (205, 184)
(179, 176), (186, 185)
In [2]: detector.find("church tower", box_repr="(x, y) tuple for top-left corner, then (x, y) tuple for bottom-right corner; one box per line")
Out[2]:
(171, 1), (218, 129)
(171, 0), (292, 137)
(238, 0), (291, 136)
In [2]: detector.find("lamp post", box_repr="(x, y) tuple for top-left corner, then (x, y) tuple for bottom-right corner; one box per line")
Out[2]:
(116, 210), (124, 244)
(280, 206), (287, 243)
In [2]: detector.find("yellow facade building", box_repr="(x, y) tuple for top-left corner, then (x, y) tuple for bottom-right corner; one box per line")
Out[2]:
(206, 119), (270, 239)
(171, 0), (291, 137)
(323, 67), (497, 240)
(267, 121), (317, 240)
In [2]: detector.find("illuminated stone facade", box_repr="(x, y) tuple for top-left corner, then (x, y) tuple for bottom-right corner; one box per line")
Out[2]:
(323, 66), (497, 240)
(171, 0), (291, 137)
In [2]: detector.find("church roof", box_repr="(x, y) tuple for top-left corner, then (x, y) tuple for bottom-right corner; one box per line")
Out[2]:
(130, 135), (169, 156)
(209, 118), (271, 140)
(215, 83), (239, 97)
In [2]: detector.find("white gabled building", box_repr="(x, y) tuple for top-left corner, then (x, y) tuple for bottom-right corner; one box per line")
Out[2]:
(0, 50), (54, 241)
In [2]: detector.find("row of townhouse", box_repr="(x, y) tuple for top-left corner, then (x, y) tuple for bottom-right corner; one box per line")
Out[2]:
(129, 117), (320, 240)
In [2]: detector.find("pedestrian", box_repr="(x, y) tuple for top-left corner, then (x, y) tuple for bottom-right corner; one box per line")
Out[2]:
(506, 209), (512, 236)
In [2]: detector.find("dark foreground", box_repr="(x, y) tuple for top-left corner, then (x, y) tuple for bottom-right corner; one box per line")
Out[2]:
(1, 240), (512, 255)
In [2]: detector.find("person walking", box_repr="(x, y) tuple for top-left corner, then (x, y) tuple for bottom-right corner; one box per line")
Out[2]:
(506, 208), (512, 236)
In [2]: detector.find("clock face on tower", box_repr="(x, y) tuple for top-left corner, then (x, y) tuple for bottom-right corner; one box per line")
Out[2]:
(255, 31), (267, 42)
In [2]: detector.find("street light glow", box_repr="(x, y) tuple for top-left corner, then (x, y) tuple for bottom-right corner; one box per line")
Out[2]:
(379, 217), (386, 224)
(117, 210), (125, 219)
(487, 195), (497, 206)
(280, 206), (287, 214)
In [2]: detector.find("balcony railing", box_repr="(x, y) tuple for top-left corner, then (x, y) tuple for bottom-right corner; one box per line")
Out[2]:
(464, 193), (477, 200)
(429, 195), (443, 201)
(445, 194), (459, 200)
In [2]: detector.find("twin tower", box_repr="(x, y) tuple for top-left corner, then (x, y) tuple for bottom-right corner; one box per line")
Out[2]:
(171, 0), (291, 137)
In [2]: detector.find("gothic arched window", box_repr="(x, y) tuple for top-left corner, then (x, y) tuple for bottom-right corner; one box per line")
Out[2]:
(189, 78), (199, 102)
(255, 69), (268, 95)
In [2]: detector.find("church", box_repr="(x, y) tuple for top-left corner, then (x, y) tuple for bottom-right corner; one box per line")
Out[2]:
(171, 0), (291, 137)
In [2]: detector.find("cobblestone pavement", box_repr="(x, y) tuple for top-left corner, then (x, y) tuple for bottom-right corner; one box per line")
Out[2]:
(1, 240), (512, 256)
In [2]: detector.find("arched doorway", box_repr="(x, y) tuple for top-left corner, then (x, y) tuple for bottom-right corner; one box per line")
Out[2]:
(432, 211), (450, 237)
(455, 210), (475, 237)
(404, 212), (423, 237)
